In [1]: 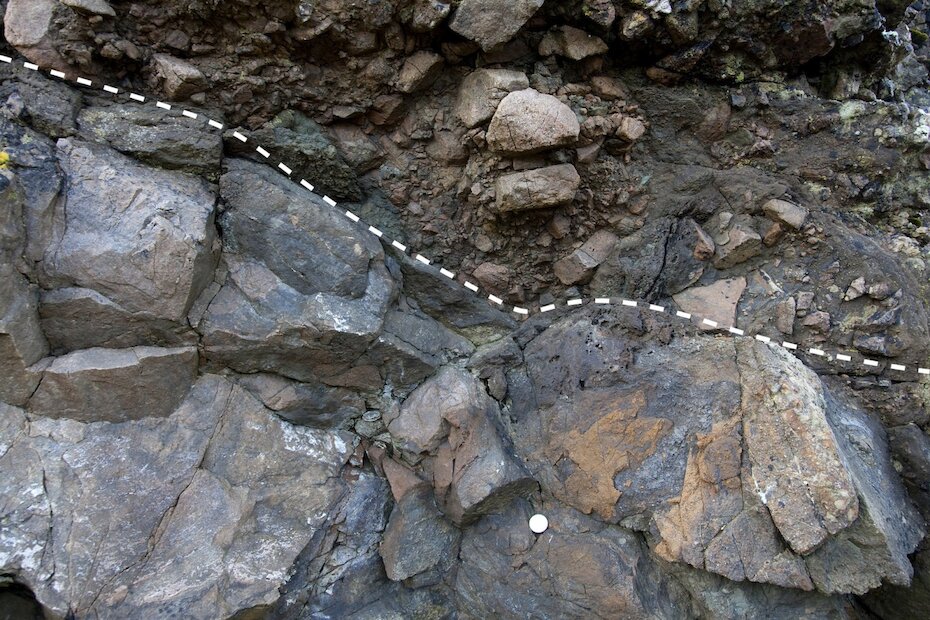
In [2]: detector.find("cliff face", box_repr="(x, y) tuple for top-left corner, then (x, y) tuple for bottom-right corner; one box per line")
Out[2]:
(1, 1), (930, 618)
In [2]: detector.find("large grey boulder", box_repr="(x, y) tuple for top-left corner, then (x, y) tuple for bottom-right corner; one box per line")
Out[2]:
(201, 158), (394, 388)
(41, 139), (218, 323)
(27, 345), (199, 422)
(0, 375), (355, 618)
(487, 89), (580, 155)
(449, 0), (545, 51)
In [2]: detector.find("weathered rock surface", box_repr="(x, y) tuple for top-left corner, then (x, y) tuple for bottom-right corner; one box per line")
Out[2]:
(495, 164), (580, 212)
(152, 53), (208, 100)
(395, 50), (444, 93)
(511, 310), (922, 593)
(387, 367), (536, 524)
(539, 25), (609, 60)
(449, 0), (545, 51)
(487, 89), (580, 155)
(42, 139), (218, 323)
(553, 229), (619, 285)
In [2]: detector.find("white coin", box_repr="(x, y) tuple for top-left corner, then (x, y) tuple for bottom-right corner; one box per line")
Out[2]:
(528, 513), (549, 534)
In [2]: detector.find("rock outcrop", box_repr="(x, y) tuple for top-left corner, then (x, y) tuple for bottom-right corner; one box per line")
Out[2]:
(1, 0), (929, 617)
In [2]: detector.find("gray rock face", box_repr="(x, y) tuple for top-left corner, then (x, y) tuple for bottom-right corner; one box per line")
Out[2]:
(0, 273), (48, 406)
(495, 164), (580, 212)
(0, 375), (355, 619)
(380, 487), (460, 584)
(236, 372), (365, 429)
(553, 230), (619, 285)
(455, 500), (693, 619)
(455, 69), (529, 128)
(42, 139), (218, 323)
(27, 345), (199, 422)
(487, 89), (580, 155)
(449, 0), (545, 51)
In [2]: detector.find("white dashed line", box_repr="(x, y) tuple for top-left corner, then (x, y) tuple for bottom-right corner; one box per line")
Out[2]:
(4, 51), (921, 382)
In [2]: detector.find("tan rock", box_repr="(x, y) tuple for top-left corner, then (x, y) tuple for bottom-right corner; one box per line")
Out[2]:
(394, 50), (444, 93)
(538, 25), (608, 60)
(672, 277), (747, 330)
(713, 221), (762, 269)
(495, 164), (580, 212)
(449, 0), (545, 51)
(455, 69), (529, 128)
(487, 89), (580, 155)
(615, 116), (647, 142)
(152, 53), (207, 100)
(472, 261), (510, 292)
(763, 198), (809, 230)
(553, 230), (619, 285)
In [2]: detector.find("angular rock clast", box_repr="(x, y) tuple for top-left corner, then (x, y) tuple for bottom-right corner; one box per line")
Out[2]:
(487, 89), (580, 155)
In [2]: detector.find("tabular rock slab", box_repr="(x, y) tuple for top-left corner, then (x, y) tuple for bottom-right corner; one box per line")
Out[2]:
(763, 198), (809, 230)
(61, 0), (115, 17)
(449, 0), (544, 51)
(151, 53), (208, 100)
(39, 287), (198, 353)
(495, 164), (580, 212)
(455, 501), (692, 619)
(27, 345), (198, 422)
(43, 139), (218, 323)
(395, 51), (444, 93)
(539, 25), (609, 60)
(673, 277), (747, 330)
(1, 375), (355, 619)
(78, 105), (223, 176)
(511, 310), (921, 593)
(380, 487), (460, 584)
(553, 230), (619, 285)
(487, 89), (580, 155)
(455, 69), (529, 128)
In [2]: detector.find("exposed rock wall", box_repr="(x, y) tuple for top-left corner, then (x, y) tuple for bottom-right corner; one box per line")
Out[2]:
(1, 1), (930, 618)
